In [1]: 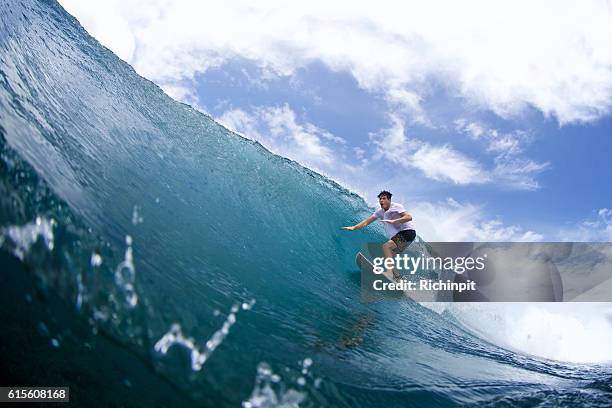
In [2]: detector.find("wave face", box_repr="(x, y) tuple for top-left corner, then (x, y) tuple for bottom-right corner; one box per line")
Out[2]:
(1, 1), (611, 406)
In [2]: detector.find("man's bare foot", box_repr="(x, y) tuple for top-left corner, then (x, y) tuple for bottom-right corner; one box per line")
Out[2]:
(392, 271), (402, 283)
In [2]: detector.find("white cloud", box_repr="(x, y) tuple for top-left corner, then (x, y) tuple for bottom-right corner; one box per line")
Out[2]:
(559, 208), (612, 242)
(411, 144), (488, 185)
(492, 157), (549, 191)
(455, 119), (526, 155)
(370, 114), (408, 162)
(457, 120), (485, 139)
(386, 88), (429, 125)
(62, 0), (137, 63)
(413, 198), (544, 242)
(59, 0), (612, 125)
(370, 115), (547, 190)
(371, 115), (489, 185)
(486, 135), (521, 155)
(455, 120), (549, 190)
(353, 146), (366, 161)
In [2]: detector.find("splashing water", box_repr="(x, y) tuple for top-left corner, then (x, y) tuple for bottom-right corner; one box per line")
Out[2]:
(114, 235), (137, 308)
(242, 362), (307, 408)
(0, 217), (55, 260)
(155, 300), (256, 371)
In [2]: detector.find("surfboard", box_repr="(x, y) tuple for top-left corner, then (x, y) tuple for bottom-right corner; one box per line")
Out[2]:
(357, 251), (448, 302)
(356, 252), (410, 302)
(356, 252), (396, 283)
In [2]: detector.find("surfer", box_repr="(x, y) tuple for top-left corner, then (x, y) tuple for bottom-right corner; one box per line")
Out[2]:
(342, 191), (416, 281)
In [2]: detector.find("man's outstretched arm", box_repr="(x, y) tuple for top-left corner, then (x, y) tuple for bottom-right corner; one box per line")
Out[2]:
(342, 215), (377, 231)
(382, 211), (412, 224)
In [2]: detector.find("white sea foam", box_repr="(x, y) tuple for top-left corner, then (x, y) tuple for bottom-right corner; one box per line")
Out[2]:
(242, 362), (307, 408)
(76, 271), (86, 310)
(114, 235), (137, 308)
(90, 252), (103, 267)
(154, 299), (256, 371)
(447, 303), (612, 363)
(131, 205), (143, 225)
(0, 216), (55, 260)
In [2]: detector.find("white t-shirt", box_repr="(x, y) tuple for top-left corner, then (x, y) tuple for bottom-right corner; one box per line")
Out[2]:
(372, 202), (415, 238)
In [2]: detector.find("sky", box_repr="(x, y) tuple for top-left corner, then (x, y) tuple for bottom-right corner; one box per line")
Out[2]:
(59, 0), (612, 242)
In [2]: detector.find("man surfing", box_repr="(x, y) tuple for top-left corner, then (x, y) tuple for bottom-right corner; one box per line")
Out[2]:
(342, 191), (416, 282)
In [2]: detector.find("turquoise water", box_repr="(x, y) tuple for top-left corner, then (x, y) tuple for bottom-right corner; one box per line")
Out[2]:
(1, 1), (611, 406)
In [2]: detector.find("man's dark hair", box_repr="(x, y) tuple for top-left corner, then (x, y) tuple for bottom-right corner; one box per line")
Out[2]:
(377, 190), (392, 199)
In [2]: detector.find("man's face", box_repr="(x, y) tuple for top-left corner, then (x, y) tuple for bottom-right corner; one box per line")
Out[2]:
(378, 195), (390, 210)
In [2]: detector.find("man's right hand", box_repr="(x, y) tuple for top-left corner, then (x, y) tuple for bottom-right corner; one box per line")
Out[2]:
(341, 226), (356, 231)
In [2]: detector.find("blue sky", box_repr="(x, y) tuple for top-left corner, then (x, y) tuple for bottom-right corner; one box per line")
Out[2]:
(59, 0), (612, 241)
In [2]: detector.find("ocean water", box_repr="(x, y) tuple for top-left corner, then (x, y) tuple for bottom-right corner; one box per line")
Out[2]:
(1, 0), (611, 406)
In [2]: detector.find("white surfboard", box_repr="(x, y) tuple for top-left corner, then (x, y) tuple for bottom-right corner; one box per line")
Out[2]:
(356, 251), (444, 302)
(356, 252), (412, 301)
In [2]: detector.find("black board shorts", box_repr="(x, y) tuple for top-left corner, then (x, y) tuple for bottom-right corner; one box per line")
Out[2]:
(390, 229), (416, 252)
